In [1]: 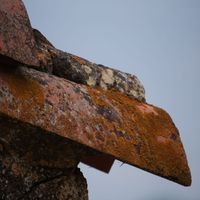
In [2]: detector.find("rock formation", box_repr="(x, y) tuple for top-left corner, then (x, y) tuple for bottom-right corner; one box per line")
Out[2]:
(0, 0), (191, 199)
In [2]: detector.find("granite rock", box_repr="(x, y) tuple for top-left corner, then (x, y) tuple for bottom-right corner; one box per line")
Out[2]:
(0, 0), (39, 67)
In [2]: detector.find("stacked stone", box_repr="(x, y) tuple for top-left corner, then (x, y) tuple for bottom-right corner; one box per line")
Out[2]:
(0, 0), (191, 199)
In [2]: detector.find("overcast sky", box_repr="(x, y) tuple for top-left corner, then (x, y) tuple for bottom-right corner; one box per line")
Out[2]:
(23, 0), (200, 199)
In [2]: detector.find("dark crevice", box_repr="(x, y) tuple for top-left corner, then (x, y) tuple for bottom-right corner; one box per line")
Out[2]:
(17, 168), (76, 200)
(0, 137), (12, 157)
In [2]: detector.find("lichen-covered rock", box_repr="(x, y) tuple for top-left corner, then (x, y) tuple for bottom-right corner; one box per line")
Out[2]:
(0, 65), (191, 186)
(0, 2), (191, 198)
(0, 115), (88, 200)
(0, 0), (145, 102)
(33, 29), (145, 102)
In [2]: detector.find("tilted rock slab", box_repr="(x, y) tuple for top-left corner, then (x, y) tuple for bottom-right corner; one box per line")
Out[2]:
(0, 1), (191, 199)
(0, 66), (191, 186)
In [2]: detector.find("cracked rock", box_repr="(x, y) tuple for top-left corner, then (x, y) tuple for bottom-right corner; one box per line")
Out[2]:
(0, 116), (89, 200)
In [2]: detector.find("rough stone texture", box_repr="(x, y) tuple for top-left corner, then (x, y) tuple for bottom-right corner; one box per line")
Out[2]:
(0, 115), (88, 200)
(0, 66), (191, 186)
(0, 0), (39, 67)
(33, 29), (146, 102)
(0, 1), (192, 199)
(0, 0), (145, 101)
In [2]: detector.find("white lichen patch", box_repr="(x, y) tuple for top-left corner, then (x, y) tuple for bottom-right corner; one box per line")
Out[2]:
(100, 80), (108, 90)
(129, 90), (138, 98)
(101, 68), (115, 85)
(86, 76), (97, 86)
(34, 29), (146, 102)
(82, 65), (92, 74)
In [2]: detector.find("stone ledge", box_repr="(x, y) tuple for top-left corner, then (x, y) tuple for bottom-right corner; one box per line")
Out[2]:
(0, 66), (191, 186)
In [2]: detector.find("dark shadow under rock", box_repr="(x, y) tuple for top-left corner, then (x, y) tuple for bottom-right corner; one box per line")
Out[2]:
(0, 115), (89, 200)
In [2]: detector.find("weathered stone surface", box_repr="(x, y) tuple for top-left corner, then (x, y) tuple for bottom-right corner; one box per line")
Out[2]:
(0, 0), (145, 102)
(0, 1), (192, 197)
(0, 115), (88, 199)
(0, 66), (191, 186)
(33, 29), (145, 102)
(0, 0), (39, 67)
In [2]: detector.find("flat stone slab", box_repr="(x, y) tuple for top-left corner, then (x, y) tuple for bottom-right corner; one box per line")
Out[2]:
(0, 0), (39, 67)
(0, 66), (191, 186)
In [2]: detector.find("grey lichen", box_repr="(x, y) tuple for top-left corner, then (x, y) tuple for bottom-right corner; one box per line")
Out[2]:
(33, 29), (146, 102)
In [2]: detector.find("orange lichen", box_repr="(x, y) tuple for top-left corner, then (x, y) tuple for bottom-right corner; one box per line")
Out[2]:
(0, 67), (191, 186)
(0, 67), (44, 106)
(137, 104), (159, 116)
(87, 86), (191, 186)
(70, 54), (88, 65)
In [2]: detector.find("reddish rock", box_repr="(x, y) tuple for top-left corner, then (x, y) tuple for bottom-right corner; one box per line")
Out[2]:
(0, 0), (39, 67)
(0, 1), (192, 199)
(0, 0), (146, 101)
(0, 66), (191, 186)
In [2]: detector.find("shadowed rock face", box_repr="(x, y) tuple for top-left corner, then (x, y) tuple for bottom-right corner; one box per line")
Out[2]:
(0, 115), (89, 200)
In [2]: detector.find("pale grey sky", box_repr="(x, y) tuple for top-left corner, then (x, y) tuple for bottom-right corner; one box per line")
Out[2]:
(23, 0), (200, 199)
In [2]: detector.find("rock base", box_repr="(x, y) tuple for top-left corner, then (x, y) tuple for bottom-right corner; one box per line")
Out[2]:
(0, 115), (88, 200)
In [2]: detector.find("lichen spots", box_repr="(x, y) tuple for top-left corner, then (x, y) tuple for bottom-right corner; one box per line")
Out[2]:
(70, 54), (88, 65)
(0, 66), (191, 186)
(101, 68), (114, 85)
(86, 86), (191, 184)
(82, 65), (92, 74)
